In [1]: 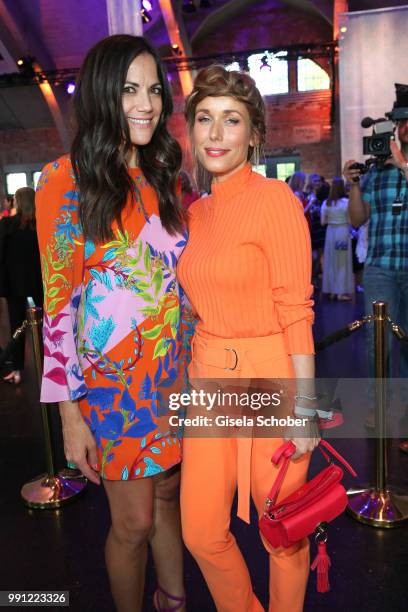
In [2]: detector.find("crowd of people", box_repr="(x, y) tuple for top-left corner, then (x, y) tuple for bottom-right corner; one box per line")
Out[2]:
(287, 171), (366, 301)
(0, 31), (407, 612)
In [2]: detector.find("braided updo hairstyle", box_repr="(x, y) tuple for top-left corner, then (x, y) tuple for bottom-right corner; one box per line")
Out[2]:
(184, 65), (266, 191)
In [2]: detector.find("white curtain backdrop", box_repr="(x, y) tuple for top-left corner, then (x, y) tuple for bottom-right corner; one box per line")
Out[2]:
(339, 6), (408, 165)
(106, 0), (143, 36)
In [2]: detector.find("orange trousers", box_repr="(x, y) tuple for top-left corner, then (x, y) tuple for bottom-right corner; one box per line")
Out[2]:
(180, 331), (310, 612)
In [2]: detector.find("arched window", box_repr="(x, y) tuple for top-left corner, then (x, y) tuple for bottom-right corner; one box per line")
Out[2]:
(297, 59), (330, 91)
(247, 51), (288, 95)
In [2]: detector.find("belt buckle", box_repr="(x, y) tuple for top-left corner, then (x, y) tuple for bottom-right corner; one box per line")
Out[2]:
(224, 348), (238, 371)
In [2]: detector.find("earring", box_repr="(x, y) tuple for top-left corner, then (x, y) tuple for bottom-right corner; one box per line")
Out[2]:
(251, 144), (260, 166)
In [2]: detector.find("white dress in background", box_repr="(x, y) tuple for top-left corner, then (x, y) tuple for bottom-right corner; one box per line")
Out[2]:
(321, 197), (354, 295)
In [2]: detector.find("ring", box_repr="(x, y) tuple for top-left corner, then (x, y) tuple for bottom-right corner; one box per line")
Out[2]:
(66, 461), (77, 469)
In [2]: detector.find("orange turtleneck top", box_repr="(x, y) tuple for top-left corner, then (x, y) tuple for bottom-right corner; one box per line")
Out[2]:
(177, 163), (314, 355)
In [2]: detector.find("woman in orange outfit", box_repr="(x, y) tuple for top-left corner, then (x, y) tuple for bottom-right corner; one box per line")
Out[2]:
(177, 66), (319, 612)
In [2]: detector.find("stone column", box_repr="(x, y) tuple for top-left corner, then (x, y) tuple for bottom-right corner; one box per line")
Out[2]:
(333, 0), (348, 173)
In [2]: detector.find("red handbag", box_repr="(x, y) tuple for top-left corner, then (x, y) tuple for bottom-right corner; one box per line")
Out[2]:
(259, 439), (357, 592)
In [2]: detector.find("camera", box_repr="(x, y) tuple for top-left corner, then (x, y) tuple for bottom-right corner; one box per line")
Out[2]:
(349, 117), (396, 177)
(362, 118), (394, 158)
(360, 84), (408, 170)
(361, 117), (395, 169)
(350, 84), (408, 178)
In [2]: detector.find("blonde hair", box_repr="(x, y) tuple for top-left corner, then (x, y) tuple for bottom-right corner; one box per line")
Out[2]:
(184, 65), (266, 191)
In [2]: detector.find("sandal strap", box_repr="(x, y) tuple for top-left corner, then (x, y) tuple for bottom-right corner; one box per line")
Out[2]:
(155, 585), (185, 611)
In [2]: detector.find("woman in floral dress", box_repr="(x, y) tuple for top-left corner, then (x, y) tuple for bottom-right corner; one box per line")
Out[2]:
(36, 35), (191, 612)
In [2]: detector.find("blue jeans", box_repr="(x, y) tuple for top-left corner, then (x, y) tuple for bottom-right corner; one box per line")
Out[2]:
(364, 265), (408, 381)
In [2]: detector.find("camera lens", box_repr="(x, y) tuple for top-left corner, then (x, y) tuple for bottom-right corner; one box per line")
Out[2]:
(372, 138), (384, 152)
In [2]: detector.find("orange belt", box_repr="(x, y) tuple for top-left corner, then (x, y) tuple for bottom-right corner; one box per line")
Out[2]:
(190, 330), (291, 523)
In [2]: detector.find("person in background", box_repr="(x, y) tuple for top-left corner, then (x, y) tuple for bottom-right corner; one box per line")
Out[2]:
(288, 171), (306, 201)
(179, 170), (200, 210)
(305, 173), (324, 201)
(0, 187), (43, 384)
(288, 171), (311, 231)
(320, 177), (354, 300)
(318, 176), (330, 203)
(1, 195), (15, 219)
(306, 173), (328, 286)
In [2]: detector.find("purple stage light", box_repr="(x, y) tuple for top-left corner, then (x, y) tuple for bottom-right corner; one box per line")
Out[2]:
(142, 0), (152, 11)
(66, 82), (76, 94)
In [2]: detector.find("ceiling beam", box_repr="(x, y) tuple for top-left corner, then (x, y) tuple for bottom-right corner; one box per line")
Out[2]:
(159, 0), (194, 95)
(0, 39), (19, 74)
(0, 1), (69, 149)
(36, 74), (70, 151)
(0, 0), (26, 72)
(0, 0), (55, 69)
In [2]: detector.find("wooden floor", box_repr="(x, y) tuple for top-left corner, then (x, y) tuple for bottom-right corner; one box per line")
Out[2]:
(0, 294), (407, 611)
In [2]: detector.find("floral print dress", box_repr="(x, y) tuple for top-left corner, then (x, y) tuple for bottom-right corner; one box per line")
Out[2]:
(35, 156), (193, 480)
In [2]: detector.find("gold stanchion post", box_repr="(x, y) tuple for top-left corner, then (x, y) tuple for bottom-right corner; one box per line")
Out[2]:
(347, 301), (408, 526)
(21, 304), (87, 509)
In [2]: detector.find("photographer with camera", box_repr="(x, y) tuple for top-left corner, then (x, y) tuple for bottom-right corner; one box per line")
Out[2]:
(343, 84), (408, 453)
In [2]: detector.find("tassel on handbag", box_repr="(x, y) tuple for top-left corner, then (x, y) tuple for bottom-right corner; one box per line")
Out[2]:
(311, 537), (331, 593)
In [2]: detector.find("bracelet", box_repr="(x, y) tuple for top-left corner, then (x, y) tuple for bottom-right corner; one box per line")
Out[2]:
(294, 394), (318, 402)
(294, 405), (317, 417)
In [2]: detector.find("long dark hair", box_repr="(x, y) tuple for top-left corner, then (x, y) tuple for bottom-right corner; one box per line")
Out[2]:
(14, 187), (36, 229)
(288, 172), (306, 194)
(327, 177), (346, 206)
(71, 35), (183, 243)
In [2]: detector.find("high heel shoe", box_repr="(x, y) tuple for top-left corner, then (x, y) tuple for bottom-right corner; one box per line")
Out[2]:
(153, 585), (185, 611)
(317, 409), (344, 429)
(3, 370), (21, 384)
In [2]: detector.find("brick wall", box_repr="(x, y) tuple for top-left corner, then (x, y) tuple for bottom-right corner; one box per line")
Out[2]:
(0, 128), (64, 167)
(264, 90), (336, 178)
(1, 87), (337, 198)
(0, 128), (65, 198)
